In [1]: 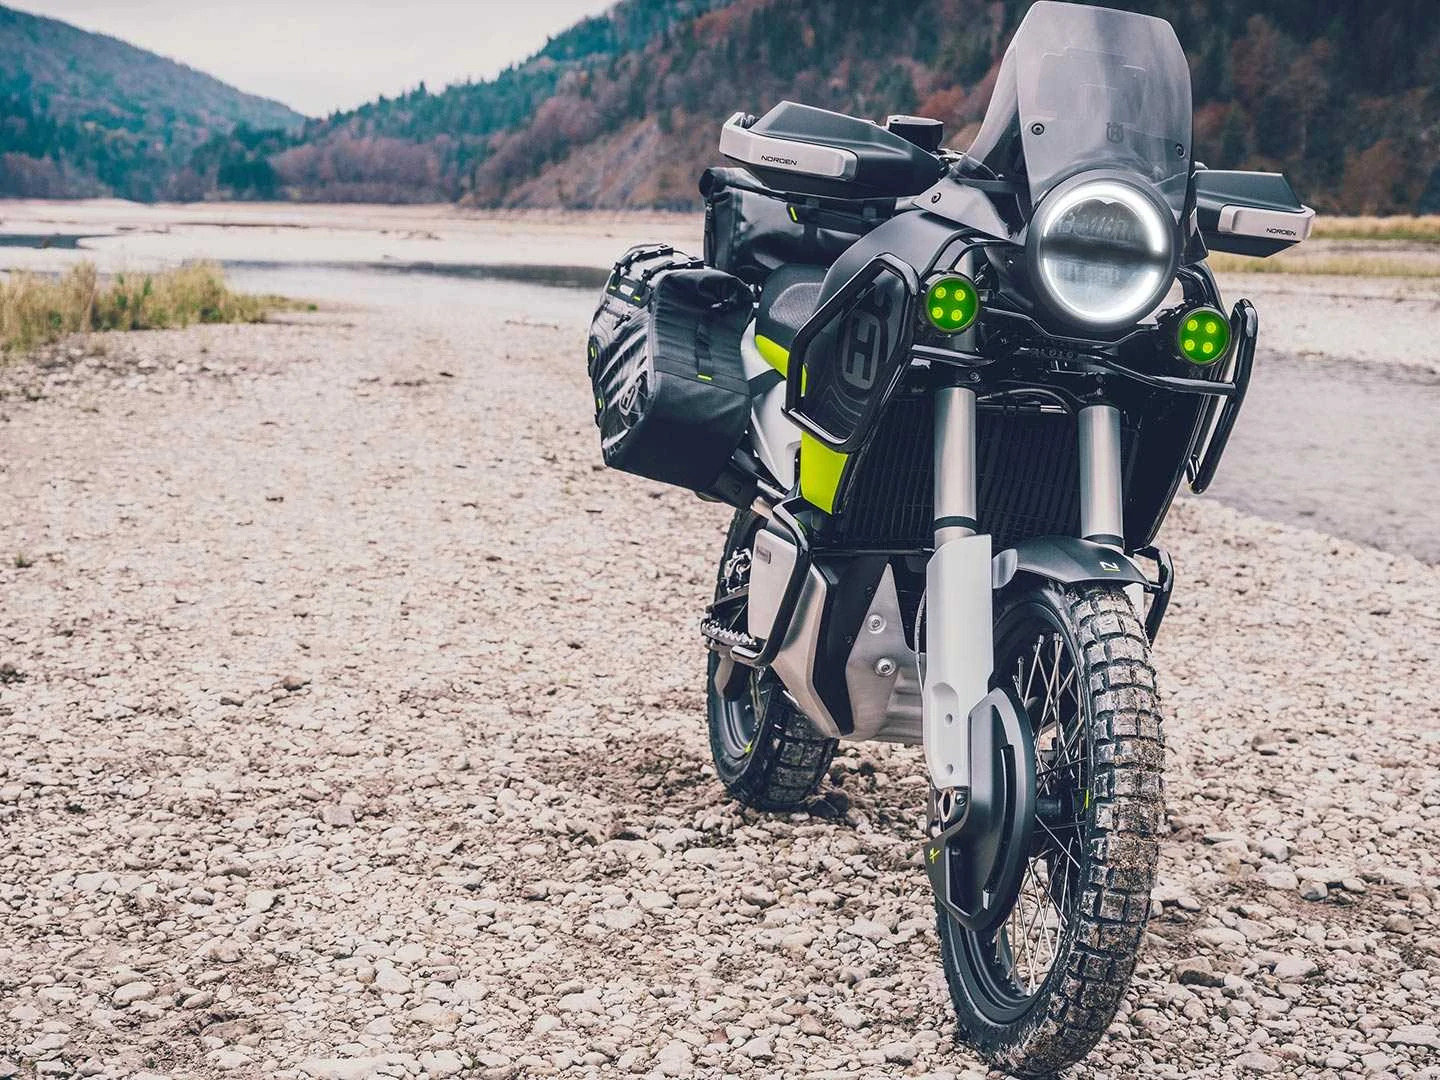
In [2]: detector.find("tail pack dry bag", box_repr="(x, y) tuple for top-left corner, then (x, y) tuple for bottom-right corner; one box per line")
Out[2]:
(587, 244), (753, 494)
(700, 167), (894, 285)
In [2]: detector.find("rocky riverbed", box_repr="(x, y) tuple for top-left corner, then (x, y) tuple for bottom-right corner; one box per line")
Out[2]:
(1, 300), (1437, 1080)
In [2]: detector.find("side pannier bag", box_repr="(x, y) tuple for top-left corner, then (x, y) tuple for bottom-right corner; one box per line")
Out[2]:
(588, 244), (753, 493)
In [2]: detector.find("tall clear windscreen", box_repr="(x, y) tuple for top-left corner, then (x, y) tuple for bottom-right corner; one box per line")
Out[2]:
(972, 2), (1193, 211)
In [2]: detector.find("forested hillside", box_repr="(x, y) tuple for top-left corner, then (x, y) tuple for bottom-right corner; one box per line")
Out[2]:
(3, 0), (1437, 212)
(452, 0), (1440, 214)
(0, 5), (303, 200)
(188, 0), (734, 202)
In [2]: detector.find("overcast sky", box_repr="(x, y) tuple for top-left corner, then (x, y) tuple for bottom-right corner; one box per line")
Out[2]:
(10, 0), (617, 117)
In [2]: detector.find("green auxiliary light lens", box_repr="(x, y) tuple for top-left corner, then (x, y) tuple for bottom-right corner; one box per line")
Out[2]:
(1176, 306), (1230, 365)
(925, 275), (979, 334)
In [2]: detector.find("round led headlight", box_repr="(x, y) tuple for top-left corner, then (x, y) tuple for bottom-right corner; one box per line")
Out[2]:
(1027, 176), (1177, 332)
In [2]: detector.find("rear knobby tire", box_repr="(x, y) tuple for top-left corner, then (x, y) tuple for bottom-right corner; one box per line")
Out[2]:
(938, 583), (1164, 1077)
(706, 509), (836, 812)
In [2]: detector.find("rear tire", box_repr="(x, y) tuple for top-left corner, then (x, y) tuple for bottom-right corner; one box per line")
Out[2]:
(938, 583), (1163, 1077)
(706, 509), (836, 812)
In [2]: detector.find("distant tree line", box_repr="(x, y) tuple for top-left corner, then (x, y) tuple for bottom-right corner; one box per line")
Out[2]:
(3, 0), (1437, 213)
(0, 4), (300, 202)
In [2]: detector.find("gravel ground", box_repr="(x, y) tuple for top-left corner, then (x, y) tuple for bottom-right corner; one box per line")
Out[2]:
(1215, 272), (1440, 376)
(1, 301), (1438, 1080)
(1204, 352), (1440, 565)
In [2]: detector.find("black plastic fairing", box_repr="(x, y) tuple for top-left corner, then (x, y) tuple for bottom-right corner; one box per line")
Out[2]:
(813, 556), (891, 736)
(991, 535), (1149, 590)
(783, 253), (919, 454)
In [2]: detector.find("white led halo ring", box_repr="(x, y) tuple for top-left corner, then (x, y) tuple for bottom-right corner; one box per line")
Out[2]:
(1028, 176), (1177, 331)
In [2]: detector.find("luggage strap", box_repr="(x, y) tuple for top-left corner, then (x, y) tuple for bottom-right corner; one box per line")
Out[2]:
(608, 247), (706, 306)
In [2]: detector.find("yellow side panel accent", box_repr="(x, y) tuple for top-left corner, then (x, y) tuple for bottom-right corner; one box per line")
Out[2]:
(754, 333), (845, 511)
(754, 333), (789, 375)
(799, 433), (848, 513)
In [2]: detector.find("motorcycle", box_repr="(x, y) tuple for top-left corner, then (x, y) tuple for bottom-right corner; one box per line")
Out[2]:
(584, 3), (1313, 1074)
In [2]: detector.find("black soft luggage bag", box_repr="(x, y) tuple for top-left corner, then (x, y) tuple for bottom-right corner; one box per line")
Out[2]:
(588, 244), (753, 493)
(700, 167), (894, 285)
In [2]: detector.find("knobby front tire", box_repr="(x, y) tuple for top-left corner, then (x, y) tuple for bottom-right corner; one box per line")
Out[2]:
(938, 583), (1164, 1077)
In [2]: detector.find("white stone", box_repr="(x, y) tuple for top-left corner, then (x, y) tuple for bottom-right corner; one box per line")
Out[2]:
(557, 990), (603, 1015)
(1235, 1051), (1282, 1074)
(1387, 1024), (1440, 1048)
(112, 981), (156, 1006)
(372, 968), (411, 995)
(418, 1050), (464, 1076)
(1272, 956), (1318, 981)
(739, 1035), (773, 1060)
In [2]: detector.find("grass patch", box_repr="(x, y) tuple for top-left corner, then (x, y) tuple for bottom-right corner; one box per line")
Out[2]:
(1313, 216), (1440, 243)
(0, 261), (297, 356)
(1207, 252), (1440, 278)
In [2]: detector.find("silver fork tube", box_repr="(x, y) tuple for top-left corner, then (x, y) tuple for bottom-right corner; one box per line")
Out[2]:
(1078, 403), (1124, 546)
(933, 386), (978, 543)
(923, 385), (993, 791)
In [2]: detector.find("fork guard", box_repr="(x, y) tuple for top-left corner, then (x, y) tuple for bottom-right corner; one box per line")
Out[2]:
(925, 684), (1037, 933)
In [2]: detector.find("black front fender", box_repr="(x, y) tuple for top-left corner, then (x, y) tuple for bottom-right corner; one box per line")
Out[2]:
(991, 535), (1148, 590)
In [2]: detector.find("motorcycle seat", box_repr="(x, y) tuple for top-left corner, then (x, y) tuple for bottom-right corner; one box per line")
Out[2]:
(754, 263), (827, 371)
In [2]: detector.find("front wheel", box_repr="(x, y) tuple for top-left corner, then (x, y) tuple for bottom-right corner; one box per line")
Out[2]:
(939, 583), (1164, 1077)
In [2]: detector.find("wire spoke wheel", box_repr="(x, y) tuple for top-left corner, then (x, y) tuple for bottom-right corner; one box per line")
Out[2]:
(991, 626), (1087, 1002)
(937, 583), (1164, 1077)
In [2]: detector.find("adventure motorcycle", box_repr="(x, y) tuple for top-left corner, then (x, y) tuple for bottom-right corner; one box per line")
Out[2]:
(584, 3), (1312, 1074)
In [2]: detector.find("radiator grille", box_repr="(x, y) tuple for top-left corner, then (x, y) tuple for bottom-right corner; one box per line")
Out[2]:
(976, 410), (1081, 550)
(828, 402), (1086, 550)
(829, 392), (934, 546)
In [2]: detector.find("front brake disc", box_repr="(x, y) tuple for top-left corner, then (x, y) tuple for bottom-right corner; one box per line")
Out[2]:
(924, 685), (1038, 933)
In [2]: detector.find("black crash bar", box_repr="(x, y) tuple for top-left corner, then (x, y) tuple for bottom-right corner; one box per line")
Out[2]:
(1187, 298), (1257, 494)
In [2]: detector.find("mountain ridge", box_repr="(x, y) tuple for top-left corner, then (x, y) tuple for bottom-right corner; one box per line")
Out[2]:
(2, 1), (1437, 214)
(0, 3), (303, 199)
(203, 0), (1440, 215)
(192, 0), (734, 203)
(456, 0), (1440, 216)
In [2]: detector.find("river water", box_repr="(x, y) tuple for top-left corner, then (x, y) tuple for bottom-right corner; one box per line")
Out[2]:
(5, 226), (1437, 565)
(233, 261), (1440, 566)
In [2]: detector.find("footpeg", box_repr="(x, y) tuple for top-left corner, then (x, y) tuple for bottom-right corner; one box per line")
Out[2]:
(700, 617), (762, 654)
